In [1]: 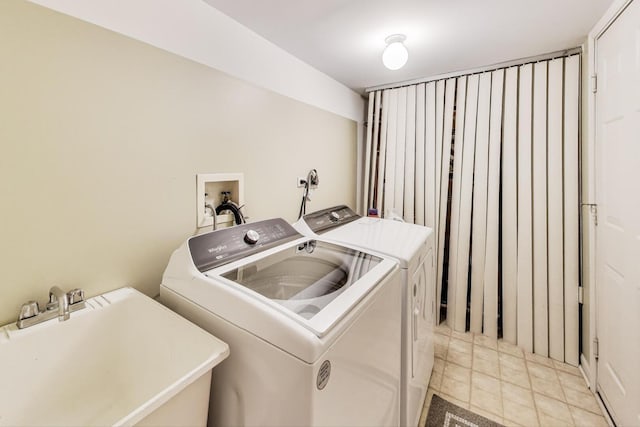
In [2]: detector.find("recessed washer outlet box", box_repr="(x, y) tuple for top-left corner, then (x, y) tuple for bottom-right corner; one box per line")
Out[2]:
(196, 173), (244, 229)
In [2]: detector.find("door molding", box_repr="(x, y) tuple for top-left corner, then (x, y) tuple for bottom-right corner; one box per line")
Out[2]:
(584, 0), (635, 406)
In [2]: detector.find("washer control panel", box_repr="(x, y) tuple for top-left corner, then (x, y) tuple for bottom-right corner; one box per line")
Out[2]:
(189, 218), (302, 271)
(303, 205), (361, 234)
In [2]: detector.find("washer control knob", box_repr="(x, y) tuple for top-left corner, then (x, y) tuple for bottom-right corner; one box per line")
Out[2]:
(244, 229), (260, 245)
(329, 211), (340, 222)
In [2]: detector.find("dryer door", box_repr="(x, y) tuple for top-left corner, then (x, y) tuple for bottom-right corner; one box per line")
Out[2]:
(408, 247), (435, 426)
(411, 262), (427, 378)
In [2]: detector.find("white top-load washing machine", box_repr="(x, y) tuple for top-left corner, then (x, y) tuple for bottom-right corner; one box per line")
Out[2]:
(160, 218), (402, 427)
(294, 206), (435, 427)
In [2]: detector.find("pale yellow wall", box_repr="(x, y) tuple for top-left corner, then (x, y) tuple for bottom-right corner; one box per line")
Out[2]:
(0, 0), (357, 325)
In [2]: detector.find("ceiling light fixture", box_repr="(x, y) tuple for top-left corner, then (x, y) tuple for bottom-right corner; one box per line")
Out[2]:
(382, 34), (408, 70)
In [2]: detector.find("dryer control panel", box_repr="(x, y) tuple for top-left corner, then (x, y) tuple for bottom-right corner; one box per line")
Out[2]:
(189, 218), (302, 271)
(303, 205), (361, 234)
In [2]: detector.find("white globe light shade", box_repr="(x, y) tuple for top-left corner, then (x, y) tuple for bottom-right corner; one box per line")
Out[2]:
(382, 40), (408, 70)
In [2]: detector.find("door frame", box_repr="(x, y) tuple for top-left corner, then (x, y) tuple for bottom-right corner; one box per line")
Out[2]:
(584, 0), (636, 416)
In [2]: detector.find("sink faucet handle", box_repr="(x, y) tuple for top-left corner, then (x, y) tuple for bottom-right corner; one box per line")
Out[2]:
(18, 301), (40, 320)
(67, 288), (85, 305)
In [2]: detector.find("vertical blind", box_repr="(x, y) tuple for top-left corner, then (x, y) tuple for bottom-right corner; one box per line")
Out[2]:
(363, 54), (581, 364)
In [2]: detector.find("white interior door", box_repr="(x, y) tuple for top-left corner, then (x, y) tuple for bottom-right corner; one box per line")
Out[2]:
(595, 0), (640, 425)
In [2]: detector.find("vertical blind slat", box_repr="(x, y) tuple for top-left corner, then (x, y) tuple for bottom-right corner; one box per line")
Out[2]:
(435, 80), (446, 239)
(437, 79), (456, 324)
(517, 63), (534, 353)
(415, 84), (426, 226)
(501, 67), (519, 344)
(369, 91), (382, 210)
(393, 87), (408, 217)
(363, 92), (375, 212)
(425, 82), (437, 229)
(383, 89), (398, 215)
(454, 74), (480, 331)
(533, 61), (549, 356)
(446, 76), (468, 329)
(483, 69), (505, 338)
(470, 72), (492, 333)
(376, 89), (391, 215)
(547, 58), (565, 361)
(404, 86), (417, 222)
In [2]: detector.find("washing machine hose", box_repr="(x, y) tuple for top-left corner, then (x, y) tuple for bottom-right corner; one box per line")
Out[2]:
(215, 201), (245, 225)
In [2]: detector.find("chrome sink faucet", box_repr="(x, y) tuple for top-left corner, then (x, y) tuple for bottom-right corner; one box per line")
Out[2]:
(16, 286), (85, 329)
(47, 285), (70, 321)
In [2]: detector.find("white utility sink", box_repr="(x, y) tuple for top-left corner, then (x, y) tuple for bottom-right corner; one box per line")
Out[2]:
(0, 287), (229, 426)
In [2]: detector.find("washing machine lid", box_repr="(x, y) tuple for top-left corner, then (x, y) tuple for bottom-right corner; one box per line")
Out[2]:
(323, 217), (431, 267)
(209, 238), (391, 337)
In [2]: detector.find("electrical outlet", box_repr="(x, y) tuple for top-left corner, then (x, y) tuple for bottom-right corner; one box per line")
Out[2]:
(296, 177), (306, 188)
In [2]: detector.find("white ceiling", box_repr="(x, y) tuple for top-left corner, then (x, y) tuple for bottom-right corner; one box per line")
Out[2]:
(202, 0), (613, 93)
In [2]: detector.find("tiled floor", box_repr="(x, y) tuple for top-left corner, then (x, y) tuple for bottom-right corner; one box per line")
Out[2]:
(419, 324), (609, 427)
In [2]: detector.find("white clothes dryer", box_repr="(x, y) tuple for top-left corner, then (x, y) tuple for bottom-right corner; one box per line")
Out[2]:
(161, 218), (402, 427)
(294, 206), (435, 427)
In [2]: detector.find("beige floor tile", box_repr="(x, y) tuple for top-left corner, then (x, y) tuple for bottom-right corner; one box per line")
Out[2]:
(534, 392), (573, 423)
(502, 419), (530, 427)
(569, 405), (609, 427)
(434, 335), (449, 360)
(553, 359), (582, 377)
(449, 337), (473, 352)
(448, 352), (472, 369)
(429, 369), (443, 391)
(503, 400), (539, 427)
(530, 375), (566, 401)
(500, 363), (531, 389)
(451, 330), (474, 342)
(473, 354), (501, 378)
(527, 361), (558, 381)
(470, 404), (504, 424)
(434, 331), (450, 345)
(472, 370), (501, 393)
(435, 323), (452, 336)
(538, 411), (575, 427)
(563, 387), (602, 415)
(524, 351), (555, 367)
(500, 352), (527, 370)
(474, 334), (499, 350)
(439, 392), (470, 409)
(440, 375), (471, 403)
(498, 340), (524, 358)
(470, 387), (503, 417)
(557, 370), (590, 393)
(475, 345), (499, 362)
(447, 339), (473, 368)
(502, 381), (535, 408)
(435, 344), (448, 360)
(443, 361), (471, 384)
